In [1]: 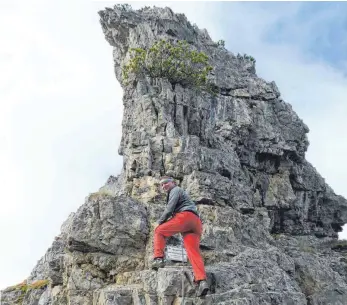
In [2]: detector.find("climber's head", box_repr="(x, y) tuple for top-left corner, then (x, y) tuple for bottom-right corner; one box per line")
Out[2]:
(160, 176), (176, 192)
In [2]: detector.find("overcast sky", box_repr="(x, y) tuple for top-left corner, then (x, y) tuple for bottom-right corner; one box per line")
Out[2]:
(1, 0), (346, 290)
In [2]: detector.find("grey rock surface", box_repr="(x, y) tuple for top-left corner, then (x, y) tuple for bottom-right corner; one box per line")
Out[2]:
(2, 4), (347, 305)
(97, 4), (347, 239)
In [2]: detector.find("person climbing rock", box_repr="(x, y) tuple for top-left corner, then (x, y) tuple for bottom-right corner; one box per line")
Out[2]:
(151, 176), (209, 297)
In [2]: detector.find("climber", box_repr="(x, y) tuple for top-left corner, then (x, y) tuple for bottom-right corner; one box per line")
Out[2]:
(151, 176), (209, 297)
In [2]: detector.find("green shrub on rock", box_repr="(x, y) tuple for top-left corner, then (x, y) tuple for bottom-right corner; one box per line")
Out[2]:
(4, 279), (49, 293)
(122, 39), (215, 93)
(216, 39), (225, 47)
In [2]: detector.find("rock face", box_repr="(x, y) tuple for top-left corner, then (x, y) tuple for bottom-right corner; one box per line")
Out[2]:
(2, 4), (347, 305)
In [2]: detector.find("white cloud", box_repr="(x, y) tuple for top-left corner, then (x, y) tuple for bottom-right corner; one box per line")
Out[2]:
(0, 0), (123, 289)
(1, 0), (346, 290)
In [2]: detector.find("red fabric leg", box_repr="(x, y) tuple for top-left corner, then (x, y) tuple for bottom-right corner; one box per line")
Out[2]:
(153, 212), (207, 281)
(183, 227), (207, 281)
(154, 212), (191, 258)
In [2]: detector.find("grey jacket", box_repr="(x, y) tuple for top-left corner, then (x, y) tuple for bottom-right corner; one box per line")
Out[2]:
(158, 186), (199, 224)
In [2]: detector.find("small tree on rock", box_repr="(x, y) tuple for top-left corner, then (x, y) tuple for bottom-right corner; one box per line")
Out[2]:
(216, 40), (225, 47)
(122, 39), (215, 93)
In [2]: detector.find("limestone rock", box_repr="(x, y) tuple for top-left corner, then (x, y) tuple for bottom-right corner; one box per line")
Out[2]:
(2, 4), (347, 305)
(97, 4), (346, 239)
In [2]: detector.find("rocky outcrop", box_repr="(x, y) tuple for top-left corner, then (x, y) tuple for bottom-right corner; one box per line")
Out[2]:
(2, 4), (347, 305)
(97, 5), (346, 239)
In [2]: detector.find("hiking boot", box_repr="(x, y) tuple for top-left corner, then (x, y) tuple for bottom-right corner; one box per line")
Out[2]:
(196, 280), (209, 297)
(151, 257), (165, 270)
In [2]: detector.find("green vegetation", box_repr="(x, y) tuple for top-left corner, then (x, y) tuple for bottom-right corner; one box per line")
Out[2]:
(216, 40), (225, 47)
(122, 39), (215, 93)
(88, 188), (114, 200)
(4, 279), (50, 304)
(3, 280), (28, 293)
(237, 52), (256, 63)
(4, 279), (49, 293)
(29, 280), (50, 290)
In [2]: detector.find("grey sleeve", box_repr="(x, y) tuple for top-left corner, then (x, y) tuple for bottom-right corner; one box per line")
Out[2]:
(158, 188), (181, 224)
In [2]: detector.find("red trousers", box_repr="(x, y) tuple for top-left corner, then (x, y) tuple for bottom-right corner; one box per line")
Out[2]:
(154, 211), (207, 281)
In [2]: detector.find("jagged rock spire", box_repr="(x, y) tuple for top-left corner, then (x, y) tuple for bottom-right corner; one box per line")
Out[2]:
(2, 5), (347, 305)
(99, 4), (347, 238)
